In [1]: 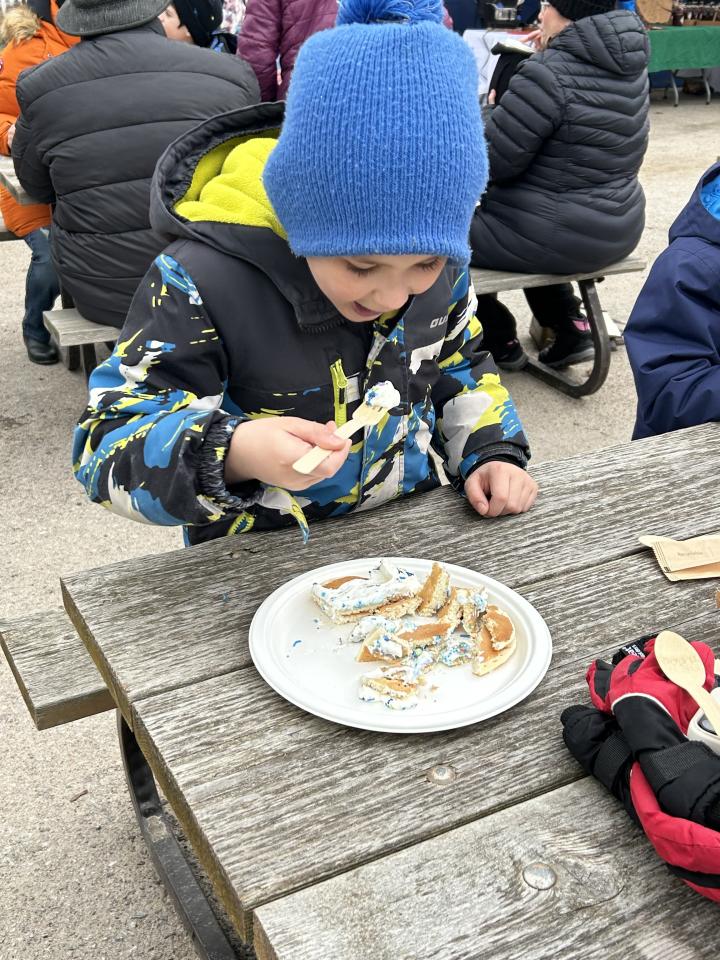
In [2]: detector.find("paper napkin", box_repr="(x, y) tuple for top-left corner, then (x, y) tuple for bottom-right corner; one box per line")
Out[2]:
(639, 534), (720, 582)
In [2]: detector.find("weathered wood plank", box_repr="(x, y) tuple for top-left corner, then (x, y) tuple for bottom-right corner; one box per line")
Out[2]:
(0, 611), (114, 729)
(62, 424), (720, 721)
(43, 308), (118, 347)
(129, 555), (720, 936)
(470, 256), (646, 294)
(253, 777), (714, 960)
(0, 155), (33, 205)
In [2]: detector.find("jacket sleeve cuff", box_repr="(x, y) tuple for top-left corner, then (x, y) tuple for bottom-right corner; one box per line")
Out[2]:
(461, 442), (529, 479)
(197, 416), (261, 512)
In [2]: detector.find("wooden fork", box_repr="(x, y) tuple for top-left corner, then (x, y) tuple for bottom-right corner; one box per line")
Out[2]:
(292, 401), (388, 475)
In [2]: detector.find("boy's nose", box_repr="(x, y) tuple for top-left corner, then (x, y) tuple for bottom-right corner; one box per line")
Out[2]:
(373, 286), (410, 312)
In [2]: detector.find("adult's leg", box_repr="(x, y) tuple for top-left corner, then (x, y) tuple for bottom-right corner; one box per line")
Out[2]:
(22, 227), (60, 364)
(476, 294), (527, 370)
(525, 284), (593, 369)
(524, 284), (582, 331)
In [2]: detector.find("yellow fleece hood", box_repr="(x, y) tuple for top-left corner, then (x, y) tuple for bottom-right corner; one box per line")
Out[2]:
(174, 135), (287, 239)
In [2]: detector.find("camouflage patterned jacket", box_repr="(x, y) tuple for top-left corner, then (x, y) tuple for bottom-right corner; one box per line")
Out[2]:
(73, 103), (530, 545)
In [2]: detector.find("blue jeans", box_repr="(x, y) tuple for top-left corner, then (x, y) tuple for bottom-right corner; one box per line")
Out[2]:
(23, 228), (60, 344)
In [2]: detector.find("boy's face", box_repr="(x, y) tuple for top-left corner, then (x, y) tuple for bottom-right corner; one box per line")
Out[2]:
(306, 254), (447, 323)
(159, 5), (193, 43)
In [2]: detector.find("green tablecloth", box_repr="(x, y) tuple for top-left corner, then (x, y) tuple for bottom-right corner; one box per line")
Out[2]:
(648, 26), (720, 73)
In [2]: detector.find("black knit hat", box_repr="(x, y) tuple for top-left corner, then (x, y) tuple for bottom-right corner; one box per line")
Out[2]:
(172, 0), (223, 46)
(550, 0), (615, 20)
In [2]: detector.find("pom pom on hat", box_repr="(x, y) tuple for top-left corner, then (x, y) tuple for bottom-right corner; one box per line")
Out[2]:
(337, 0), (444, 25)
(264, 0), (488, 264)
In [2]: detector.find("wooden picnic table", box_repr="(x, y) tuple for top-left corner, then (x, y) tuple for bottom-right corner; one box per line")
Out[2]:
(60, 422), (720, 960)
(0, 154), (34, 205)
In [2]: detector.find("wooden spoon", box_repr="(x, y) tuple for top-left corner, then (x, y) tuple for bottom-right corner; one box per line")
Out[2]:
(654, 630), (720, 736)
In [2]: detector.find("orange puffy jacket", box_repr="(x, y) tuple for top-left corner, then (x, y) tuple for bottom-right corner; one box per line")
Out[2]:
(0, 0), (76, 237)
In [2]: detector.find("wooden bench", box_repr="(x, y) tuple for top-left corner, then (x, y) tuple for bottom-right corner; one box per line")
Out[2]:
(470, 255), (646, 398)
(0, 211), (18, 242)
(0, 611), (114, 729)
(0, 611), (246, 959)
(43, 307), (117, 382)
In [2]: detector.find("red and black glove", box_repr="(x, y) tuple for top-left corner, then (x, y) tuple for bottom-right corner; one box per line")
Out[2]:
(562, 634), (720, 901)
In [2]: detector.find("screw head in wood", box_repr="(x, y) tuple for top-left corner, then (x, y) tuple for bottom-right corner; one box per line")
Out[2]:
(425, 764), (457, 785)
(522, 863), (557, 890)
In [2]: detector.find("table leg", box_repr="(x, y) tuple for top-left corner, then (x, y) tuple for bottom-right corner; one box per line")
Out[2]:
(59, 287), (81, 372)
(703, 68), (712, 105)
(670, 71), (679, 108)
(80, 343), (98, 384)
(523, 279), (611, 398)
(117, 712), (252, 960)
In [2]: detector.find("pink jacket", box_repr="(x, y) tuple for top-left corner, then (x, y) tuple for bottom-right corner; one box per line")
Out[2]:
(237, 0), (338, 102)
(237, 0), (454, 101)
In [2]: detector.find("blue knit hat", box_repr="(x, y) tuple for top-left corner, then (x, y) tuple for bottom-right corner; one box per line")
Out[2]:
(263, 0), (487, 265)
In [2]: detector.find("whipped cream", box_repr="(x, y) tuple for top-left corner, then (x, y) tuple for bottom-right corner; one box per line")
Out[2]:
(364, 380), (401, 410)
(358, 665), (420, 710)
(312, 560), (419, 622)
(457, 588), (488, 612)
(348, 615), (401, 643)
(358, 688), (419, 710)
(438, 634), (475, 667)
(409, 649), (436, 677)
(366, 632), (406, 660)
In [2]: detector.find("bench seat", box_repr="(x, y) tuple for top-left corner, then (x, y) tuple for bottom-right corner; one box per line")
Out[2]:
(0, 609), (242, 957)
(469, 255), (646, 295)
(0, 610), (114, 729)
(43, 307), (118, 381)
(469, 255), (647, 398)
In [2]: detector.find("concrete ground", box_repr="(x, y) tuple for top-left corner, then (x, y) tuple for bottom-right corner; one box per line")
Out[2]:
(0, 96), (717, 960)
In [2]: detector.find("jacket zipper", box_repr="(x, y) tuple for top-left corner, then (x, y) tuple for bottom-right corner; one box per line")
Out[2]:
(330, 358), (348, 427)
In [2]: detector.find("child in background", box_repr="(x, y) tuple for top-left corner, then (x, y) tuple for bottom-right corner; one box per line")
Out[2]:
(158, 0), (224, 47)
(625, 163), (720, 439)
(73, 0), (537, 545)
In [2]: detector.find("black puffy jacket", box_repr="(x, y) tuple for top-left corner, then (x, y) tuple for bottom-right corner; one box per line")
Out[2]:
(471, 10), (649, 274)
(12, 20), (259, 327)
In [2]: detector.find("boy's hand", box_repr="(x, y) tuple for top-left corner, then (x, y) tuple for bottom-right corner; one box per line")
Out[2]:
(6, 123), (15, 150)
(465, 461), (538, 517)
(225, 417), (351, 491)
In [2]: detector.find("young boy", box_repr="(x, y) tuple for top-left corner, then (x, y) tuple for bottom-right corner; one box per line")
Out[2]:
(73, 0), (537, 545)
(625, 163), (720, 440)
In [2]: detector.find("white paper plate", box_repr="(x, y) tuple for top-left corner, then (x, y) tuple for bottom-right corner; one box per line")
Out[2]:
(249, 557), (552, 734)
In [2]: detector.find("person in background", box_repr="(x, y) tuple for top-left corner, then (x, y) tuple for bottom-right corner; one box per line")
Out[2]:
(73, 0), (537, 545)
(236, 0), (338, 101)
(470, 0), (649, 370)
(0, 0), (76, 364)
(159, 0), (230, 49)
(444, 0), (482, 31)
(12, 0), (259, 330)
(625, 164), (720, 439)
(222, 0), (246, 34)
(237, 0), (453, 102)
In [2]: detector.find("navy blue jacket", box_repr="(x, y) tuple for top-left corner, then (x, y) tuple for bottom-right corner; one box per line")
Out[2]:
(625, 164), (720, 440)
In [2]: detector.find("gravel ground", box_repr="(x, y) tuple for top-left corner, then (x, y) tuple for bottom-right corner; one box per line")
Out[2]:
(1, 95), (718, 960)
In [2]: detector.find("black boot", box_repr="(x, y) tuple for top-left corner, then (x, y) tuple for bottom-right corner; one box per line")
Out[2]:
(476, 294), (528, 370)
(538, 318), (594, 369)
(24, 337), (59, 365)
